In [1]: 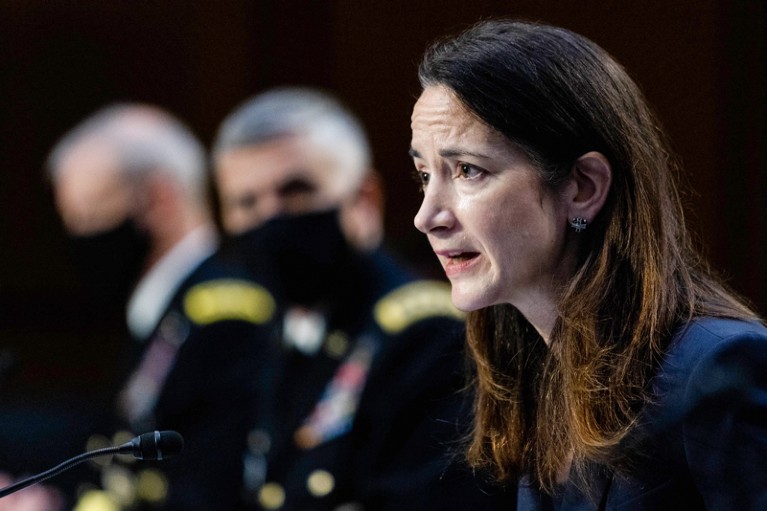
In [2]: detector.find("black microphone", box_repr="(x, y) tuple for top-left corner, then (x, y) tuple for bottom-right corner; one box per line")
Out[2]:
(0, 430), (184, 498)
(116, 430), (184, 460)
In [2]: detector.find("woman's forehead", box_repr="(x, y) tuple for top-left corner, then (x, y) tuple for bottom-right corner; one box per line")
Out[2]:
(411, 86), (521, 163)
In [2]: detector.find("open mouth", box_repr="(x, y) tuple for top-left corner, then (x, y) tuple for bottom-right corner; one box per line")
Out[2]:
(434, 249), (480, 275)
(448, 252), (479, 263)
(442, 252), (480, 274)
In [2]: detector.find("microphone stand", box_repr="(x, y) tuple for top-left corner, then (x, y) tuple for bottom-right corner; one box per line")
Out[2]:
(0, 444), (122, 498)
(0, 430), (183, 499)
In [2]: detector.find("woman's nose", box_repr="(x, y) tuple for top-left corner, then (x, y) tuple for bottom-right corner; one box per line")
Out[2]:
(414, 185), (453, 234)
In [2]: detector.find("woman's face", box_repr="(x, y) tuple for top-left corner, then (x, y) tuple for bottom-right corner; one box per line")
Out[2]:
(411, 86), (574, 318)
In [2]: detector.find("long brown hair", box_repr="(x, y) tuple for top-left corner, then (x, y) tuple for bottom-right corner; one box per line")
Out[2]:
(418, 19), (758, 490)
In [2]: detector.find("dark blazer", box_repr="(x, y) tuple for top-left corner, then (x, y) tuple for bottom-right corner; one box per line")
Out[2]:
(518, 317), (767, 510)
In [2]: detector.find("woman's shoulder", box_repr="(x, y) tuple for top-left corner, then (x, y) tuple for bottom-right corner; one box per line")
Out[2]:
(656, 316), (767, 412)
(680, 315), (767, 338)
(644, 319), (767, 508)
(667, 316), (767, 362)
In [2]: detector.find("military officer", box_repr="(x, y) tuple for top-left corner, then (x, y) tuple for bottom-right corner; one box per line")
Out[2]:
(48, 104), (277, 510)
(212, 88), (514, 510)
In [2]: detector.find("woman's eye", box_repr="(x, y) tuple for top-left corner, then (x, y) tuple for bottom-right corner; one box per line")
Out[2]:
(458, 163), (482, 179)
(411, 168), (430, 190)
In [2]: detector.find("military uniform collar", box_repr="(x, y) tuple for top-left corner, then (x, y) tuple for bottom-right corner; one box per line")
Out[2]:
(126, 225), (218, 340)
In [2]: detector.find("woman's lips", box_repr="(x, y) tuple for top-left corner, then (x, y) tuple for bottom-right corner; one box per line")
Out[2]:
(439, 251), (480, 277)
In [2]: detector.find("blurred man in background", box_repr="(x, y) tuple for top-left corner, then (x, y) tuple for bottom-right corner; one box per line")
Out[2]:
(48, 104), (276, 510)
(212, 87), (513, 510)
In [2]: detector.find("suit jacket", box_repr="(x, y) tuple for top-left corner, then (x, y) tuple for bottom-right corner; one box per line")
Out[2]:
(244, 249), (514, 510)
(518, 317), (767, 510)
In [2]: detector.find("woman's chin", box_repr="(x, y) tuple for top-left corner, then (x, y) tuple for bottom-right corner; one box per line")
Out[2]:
(450, 287), (492, 312)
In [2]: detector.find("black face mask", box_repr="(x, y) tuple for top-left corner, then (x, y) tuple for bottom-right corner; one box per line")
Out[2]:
(66, 219), (151, 305)
(231, 209), (357, 307)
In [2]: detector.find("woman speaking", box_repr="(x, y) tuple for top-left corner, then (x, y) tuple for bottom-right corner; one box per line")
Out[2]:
(409, 19), (767, 510)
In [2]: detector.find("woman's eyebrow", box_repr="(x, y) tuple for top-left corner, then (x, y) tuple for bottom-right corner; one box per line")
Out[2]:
(439, 148), (491, 160)
(408, 147), (491, 160)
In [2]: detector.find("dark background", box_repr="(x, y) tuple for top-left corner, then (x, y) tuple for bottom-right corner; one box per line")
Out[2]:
(0, 0), (764, 408)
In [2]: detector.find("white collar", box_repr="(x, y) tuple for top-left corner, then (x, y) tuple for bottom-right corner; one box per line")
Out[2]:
(282, 307), (327, 355)
(126, 225), (218, 340)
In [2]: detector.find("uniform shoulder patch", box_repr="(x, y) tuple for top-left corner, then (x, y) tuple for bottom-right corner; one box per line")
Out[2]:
(373, 280), (464, 334)
(183, 279), (276, 326)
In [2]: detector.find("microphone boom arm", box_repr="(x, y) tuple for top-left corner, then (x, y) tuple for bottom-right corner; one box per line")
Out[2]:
(0, 445), (120, 498)
(0, 430), (183, 499)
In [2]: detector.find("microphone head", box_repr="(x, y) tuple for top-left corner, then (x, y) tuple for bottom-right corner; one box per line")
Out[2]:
(126, 430), (184, 460)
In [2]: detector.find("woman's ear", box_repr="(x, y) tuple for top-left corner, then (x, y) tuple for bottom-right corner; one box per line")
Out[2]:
(566, 151), (612, 226)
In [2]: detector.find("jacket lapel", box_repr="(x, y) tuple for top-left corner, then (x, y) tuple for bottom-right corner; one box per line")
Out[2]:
(558, 464), (613, 511)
